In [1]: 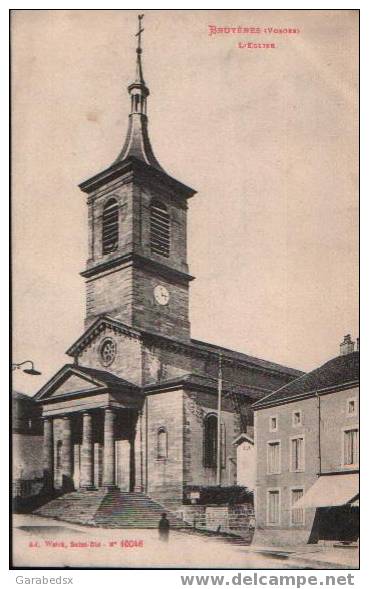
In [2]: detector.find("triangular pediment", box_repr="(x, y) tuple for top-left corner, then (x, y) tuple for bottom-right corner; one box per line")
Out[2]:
(35, 365), (107, 402)
(49, 373), (101, 397)
(66, 315), (141, 358)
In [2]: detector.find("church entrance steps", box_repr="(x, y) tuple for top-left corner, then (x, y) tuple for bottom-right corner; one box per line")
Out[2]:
(34, 490), (188, 529)
(94, 491), (188, 529)
(34, 489), (107, 526)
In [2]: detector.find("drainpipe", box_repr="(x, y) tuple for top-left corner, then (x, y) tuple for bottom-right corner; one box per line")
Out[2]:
(145, 398), (148, 493)
(316, 391), (322, 475)
(139, 409), (144, 493)
(216, 353), (222, 486)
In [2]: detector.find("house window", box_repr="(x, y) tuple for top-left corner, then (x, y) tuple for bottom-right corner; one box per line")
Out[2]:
(269, 416), (278, 432)
(267, 441), (281, 474)
(102, 198), (119, 254)
(292, 410), (302, 427)
(347, 399), (357, 416)
(290, 436), (305, 472)
(204, 414), (218, 468)
(343, 428), (359, 466)
(157, 428), (168, 459)
(267, 489), (280, 525)
(291, 489), (304, 525)
(150, 199), (170, 258)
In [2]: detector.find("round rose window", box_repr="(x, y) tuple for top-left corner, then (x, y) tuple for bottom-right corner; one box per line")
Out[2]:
(100, 338), (116, 367)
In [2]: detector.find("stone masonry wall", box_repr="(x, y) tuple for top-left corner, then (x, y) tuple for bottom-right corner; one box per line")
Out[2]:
(78, 325), (143, 385)
(85, 265), (134, 326)
(144, 389), (184, 509)
(131, 266), (190, 341)
(183, 390), (240, 487)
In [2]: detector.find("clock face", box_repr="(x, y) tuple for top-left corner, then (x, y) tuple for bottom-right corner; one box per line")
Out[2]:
(154, 285), (170, 305)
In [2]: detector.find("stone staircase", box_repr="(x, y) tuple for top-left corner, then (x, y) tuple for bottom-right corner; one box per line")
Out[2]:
(35, 489), (107, 525)
(95, 491), (187, 528)
(35, 489), (187, 529)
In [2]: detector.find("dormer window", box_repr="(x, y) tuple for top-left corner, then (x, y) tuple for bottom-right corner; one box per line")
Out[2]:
(102, 198), (119, 255)
(150, 200), (170, 258)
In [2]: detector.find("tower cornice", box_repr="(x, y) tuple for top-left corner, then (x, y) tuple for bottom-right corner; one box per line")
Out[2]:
(81, 250), (195, 284)
(79, 156), (196, 200)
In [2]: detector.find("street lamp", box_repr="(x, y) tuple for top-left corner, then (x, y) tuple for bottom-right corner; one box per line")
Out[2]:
(12, 360), (41, 376)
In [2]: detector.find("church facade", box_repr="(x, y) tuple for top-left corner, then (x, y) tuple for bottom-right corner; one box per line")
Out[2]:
(34, 19), (302, 515)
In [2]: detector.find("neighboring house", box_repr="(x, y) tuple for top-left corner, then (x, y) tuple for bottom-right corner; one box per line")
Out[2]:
(233, 432), (255, 490)
(12, 391), (43, 498)
(252, 335), (359, 546)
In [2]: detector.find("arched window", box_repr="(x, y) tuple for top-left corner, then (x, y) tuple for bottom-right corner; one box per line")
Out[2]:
(157, 427), (168, 459)
(150, 200), (170, 258)
(102, 198), (119, 255)
(56, 440), (62, 469)
(204, 414), (218, 468)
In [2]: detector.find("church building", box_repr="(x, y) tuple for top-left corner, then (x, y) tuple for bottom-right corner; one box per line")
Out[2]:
(34, 17), (302, 522)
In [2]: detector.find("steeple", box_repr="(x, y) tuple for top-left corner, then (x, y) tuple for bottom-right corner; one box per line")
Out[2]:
(114, 14), (163, 171)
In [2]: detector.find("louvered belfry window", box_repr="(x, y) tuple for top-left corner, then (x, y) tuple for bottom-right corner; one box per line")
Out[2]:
(102, 198), (119, 255)
(150, 199), (170, 257)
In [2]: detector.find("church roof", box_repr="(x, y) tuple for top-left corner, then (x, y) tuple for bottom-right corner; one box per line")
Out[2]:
(252, 351), (359, 409)
(190, 338), (303, 378)
(79, 156), (196, 200)
(66, 315), (303, 380)
(144, 373), (267, 401)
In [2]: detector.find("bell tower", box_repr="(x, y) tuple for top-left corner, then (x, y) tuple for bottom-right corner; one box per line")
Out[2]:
(79, 15), (196, 342)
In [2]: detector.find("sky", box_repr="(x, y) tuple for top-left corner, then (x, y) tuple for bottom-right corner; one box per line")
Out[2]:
(12, 9), (358, 395)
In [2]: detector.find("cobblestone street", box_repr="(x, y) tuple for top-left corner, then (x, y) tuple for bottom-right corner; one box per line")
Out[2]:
(12, 515), (311, 569)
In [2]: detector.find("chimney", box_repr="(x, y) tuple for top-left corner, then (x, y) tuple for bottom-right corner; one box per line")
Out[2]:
(340, 334), (354, 356)
(356, 338), (360, 352)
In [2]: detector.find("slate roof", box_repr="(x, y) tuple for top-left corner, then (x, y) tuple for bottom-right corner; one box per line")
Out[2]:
(144, 372), (266, 401)
(253, 351), (359, 409)
(190, 338), (303, 378)
(66, 315), (303, 379)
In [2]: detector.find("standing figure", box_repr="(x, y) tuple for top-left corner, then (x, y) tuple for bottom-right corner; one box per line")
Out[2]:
(158, 512), (170, 542)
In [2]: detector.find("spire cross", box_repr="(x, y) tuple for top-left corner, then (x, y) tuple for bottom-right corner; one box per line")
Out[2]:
(135, 14), (145, 52)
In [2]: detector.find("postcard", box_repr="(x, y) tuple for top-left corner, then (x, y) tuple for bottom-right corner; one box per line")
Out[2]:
(11, 9), (359, 569)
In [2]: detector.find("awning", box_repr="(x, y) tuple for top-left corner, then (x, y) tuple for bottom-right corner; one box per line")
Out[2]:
(294, 474), (359, 509)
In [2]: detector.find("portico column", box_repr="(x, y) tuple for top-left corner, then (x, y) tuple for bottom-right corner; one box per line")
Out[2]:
(103, 408), (116, 488)
(42, 417), (54, 491)
(61, 416), (74, 491)
(80, 412), (94, 489)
